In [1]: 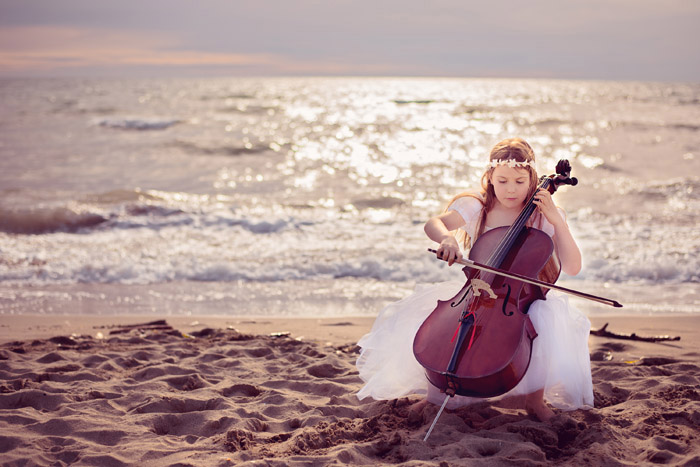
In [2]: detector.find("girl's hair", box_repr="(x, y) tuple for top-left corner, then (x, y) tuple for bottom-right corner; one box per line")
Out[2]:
(446, 137), (560, 285)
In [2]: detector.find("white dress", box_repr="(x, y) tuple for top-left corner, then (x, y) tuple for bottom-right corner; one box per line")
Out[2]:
(356, 196), (594, 411)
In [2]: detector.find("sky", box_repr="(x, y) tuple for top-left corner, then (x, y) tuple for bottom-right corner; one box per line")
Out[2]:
(1, 0), (699, 82)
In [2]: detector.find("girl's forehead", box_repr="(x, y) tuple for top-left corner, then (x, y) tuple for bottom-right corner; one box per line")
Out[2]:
(491, 165), (530, 178)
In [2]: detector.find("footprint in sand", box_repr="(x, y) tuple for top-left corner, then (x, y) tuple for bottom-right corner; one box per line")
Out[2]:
(307, 363), (346, 378)
(162, 374), (207, 391)
(222, 383), (262, 398)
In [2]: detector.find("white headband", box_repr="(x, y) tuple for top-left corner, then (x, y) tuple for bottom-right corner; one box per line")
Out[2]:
(489, 159), (536, 170)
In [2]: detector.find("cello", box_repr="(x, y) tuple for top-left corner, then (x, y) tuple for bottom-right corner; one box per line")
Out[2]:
(414, 160), (620, 440)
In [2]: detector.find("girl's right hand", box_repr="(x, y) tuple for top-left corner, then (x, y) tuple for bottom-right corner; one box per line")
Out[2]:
(436, 236), (462, 266)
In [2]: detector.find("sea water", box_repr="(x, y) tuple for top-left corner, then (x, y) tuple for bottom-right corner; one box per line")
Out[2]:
(0, 77), (698, 317)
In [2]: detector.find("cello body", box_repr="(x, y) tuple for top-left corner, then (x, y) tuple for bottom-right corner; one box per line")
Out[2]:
(413, 160), (580, 403)
(413, 226), (554, 398)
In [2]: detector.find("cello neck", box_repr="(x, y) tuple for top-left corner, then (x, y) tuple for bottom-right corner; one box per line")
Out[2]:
(484, 177), (552, 268)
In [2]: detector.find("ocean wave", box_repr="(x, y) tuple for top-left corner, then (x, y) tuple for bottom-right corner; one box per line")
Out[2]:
(181, 252), (700, 285)
(81, 189), (163, 205)
(0, 188), (318, 237)
(0, 250), (440, 285)
(200, 93), (255, 101)
(393, 99), (436, 105)
(616, 120), (700, 132)
(456, 104), (491, 115)
(96, 117), (181, 131)
(2, 241), (696, 286)
(0, 206), (107, 234)
(229, 218), (292, 234)
(624, 177), (699, 202)
(351, 196), (405, 210)
(1, 191), (696, 287)
(103, 211), (306, 233)
(218, 104), (279, 115)
(169, 140), (273, 156)
(579, 257), (699, 284)
(529, 118), (571, 127)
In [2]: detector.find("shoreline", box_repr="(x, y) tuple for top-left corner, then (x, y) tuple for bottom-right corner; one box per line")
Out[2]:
(1, 312), (698, 348)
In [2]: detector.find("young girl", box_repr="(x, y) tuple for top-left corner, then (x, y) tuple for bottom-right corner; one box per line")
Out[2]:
(356, 137), (593, 422)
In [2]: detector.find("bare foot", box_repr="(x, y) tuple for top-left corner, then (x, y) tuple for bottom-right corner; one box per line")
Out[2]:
(407, 399), (428, 425)
(525, 401), (555, 422)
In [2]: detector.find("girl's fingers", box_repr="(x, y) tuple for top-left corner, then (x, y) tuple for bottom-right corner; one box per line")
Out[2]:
(437, 247), (460, 264)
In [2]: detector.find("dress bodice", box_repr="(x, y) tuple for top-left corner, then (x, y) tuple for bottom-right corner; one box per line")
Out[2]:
(447, 195), (565, 242)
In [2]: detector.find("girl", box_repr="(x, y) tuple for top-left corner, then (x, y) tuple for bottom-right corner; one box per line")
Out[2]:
(356, 137), (593, 422)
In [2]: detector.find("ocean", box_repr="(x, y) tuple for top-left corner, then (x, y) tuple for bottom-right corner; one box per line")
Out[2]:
(0, 77), (698, 317)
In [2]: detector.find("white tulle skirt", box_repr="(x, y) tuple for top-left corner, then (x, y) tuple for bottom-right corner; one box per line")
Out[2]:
(356, 280), (594, 411)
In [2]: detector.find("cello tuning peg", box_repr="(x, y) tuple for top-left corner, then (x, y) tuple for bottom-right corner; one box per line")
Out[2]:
(555, 159), (572, 176)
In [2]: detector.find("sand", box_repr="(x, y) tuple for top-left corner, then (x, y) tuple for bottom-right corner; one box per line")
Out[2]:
(0, 313), (699, 466)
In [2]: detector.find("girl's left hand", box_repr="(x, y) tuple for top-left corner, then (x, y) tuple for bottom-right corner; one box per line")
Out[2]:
(533, 188), (562, 227)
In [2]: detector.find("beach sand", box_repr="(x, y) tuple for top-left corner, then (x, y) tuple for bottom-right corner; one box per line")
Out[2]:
(1, 313), (699, 466)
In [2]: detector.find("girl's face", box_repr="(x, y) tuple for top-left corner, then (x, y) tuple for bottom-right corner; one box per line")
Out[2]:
(490, 165), (531, 209)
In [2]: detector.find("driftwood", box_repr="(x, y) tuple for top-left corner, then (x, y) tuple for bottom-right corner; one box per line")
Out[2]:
(106, 320), (175, 335)
(591, 323), (680, 342)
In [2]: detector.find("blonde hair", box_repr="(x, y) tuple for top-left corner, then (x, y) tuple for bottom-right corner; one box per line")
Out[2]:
(445, 137), (560, 285)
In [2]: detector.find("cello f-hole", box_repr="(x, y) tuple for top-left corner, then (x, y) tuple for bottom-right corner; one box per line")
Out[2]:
(451, 285), (473, 308)
(501, 284), (513, 316)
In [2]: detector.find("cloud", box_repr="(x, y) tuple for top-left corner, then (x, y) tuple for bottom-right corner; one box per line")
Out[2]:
(0, 26), (414, 76)
(0, 26), (276, 73)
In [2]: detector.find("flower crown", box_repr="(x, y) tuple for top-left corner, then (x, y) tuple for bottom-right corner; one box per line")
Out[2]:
(489, 158), (536, 170)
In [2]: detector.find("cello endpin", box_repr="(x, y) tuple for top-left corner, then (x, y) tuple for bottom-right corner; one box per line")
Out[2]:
(423, 394), (452, 442)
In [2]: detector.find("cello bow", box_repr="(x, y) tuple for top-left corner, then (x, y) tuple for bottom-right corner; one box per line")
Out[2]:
(428, 248), (622, 308)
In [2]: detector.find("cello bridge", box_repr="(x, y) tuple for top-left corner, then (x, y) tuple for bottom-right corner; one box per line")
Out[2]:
(470, 278), (498, 299)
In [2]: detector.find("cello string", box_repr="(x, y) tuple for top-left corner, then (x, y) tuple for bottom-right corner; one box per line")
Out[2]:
(485, 180), (544, 266)
(484, 177), (550, 269)
(465, 177), (552, 324)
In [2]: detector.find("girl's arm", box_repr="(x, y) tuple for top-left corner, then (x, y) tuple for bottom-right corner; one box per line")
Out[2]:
(424, 210), (467, 265)
(533, 188), (582, 276)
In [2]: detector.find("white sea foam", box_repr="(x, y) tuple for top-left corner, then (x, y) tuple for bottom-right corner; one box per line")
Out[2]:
(0, 195), (696, 289)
